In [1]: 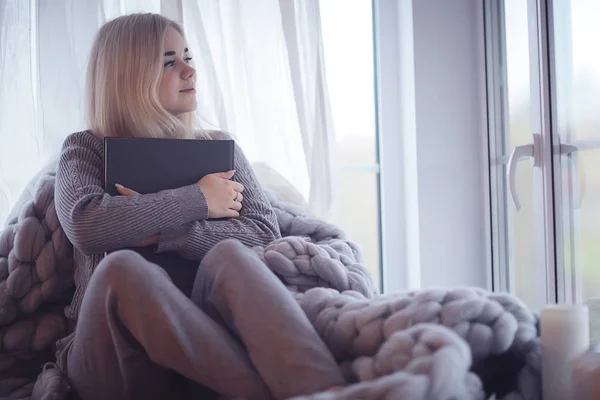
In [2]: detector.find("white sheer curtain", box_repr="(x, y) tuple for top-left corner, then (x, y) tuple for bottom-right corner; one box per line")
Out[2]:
(0, 0), (334, 226)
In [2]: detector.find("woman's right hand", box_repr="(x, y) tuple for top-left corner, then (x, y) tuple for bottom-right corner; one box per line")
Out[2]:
(198, 170), (245, 219)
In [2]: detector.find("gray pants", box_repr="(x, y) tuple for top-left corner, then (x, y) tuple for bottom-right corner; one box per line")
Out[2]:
(62, 239), (345, 400)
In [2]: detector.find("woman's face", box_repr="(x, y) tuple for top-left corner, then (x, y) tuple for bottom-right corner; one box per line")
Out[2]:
(158, 27), (197, 116)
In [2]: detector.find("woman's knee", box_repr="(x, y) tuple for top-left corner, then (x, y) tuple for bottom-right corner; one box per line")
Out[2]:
(92, 250), (149, 287)
(201, 239), (255, 277)
(79, 250), (155, 317)
(212, 238), (247, 253)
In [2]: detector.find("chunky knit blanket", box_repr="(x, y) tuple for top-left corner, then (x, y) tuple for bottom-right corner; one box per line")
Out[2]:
(0, 169), (541, 400)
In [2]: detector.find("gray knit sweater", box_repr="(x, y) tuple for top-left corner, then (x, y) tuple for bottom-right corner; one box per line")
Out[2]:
(55, 130), (281, 321)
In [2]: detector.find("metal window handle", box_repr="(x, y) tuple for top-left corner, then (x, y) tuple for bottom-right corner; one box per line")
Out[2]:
(506, 136), (598, 211)
(507, 133), (541, 211)
(560, 139), (600, 208)
(560, 139), (600, 155)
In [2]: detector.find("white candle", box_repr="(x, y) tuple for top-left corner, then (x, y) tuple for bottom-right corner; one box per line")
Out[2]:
(541, 305), (590, 400)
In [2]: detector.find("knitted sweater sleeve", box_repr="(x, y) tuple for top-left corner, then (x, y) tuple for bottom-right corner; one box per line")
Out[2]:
(156, 132), (281, 260)
(55, 131), (209, 256)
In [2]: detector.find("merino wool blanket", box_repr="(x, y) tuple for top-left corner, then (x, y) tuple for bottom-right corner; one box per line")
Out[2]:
(0, 169), (540, 400)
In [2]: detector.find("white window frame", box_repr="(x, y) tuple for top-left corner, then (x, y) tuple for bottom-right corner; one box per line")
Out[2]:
(485, 0), (560, 308)
(483, 0), (511, 293)
(373, 0), (492, 294)
(373, 0), (420, 293)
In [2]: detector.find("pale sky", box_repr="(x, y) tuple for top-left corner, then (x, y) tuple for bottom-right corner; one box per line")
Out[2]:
(505, 0), (600, 111)
(321, 0), (600, 139)
(320, 0), (375, 139)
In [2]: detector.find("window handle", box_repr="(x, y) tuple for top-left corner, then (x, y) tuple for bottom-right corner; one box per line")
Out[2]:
(507, 133), (541, 211)
(560, 139), (600, 155)
(559, 139), (600, 209)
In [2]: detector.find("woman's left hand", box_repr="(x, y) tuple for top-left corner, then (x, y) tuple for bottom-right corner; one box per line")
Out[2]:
(115, 184), (159, 247)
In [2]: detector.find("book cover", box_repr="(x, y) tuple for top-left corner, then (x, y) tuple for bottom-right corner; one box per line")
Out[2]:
(104, 137), (235, 296)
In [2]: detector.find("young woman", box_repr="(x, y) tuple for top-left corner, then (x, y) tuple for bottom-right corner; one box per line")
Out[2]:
(54, 13), (345, 400)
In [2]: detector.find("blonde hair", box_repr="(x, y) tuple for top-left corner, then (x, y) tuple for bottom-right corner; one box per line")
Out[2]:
(86, 13), (201, 139)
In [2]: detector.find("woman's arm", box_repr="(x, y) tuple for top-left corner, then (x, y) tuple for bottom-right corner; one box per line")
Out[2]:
(55, 131), (209, 256)
(156, 139), (281, 260)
